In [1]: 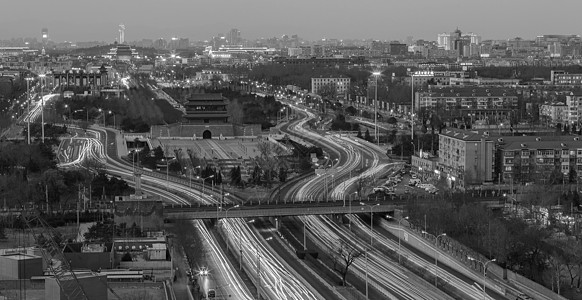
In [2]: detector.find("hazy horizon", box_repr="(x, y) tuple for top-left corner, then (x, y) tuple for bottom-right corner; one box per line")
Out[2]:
(2, 0), (582, 42)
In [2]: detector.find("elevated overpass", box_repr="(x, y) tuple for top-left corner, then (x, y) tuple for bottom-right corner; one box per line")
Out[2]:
(164, 200), (400, 220)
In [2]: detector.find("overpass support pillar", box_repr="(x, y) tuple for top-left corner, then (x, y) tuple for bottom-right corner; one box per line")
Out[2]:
(268, 216), (281, 232)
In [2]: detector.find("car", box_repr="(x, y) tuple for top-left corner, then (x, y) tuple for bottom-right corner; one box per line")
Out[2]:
(373, 186), (389, 193)
(409, 178), (421, 186)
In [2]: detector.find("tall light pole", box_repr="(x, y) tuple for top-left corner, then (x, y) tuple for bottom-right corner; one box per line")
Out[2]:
(25, 77), (33, 144)
(411, 73), (414, 142)
(395, 216), (409, 264)
(360, 202), (380, 246)
(365, 249), (369, 300)
(468, 256), (496, 300)
(39, 74), (46, 143)
(239, 219), (255, 270)
(423, 231), (447, 287)
(372, 71), (381, 147)
(223, 205), (240, 252)
(197, 175), (214, 194)
(349, 192), (357, 229)
(109, 110), (115, 128)
(98, 108), (105, 126)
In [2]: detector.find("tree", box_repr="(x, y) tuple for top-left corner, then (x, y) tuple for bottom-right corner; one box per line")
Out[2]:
(279, 167), (288, 183)
(345, 106), (357, 116)
(0, 226), (6, 240)
(569, 168), (577, 184)
(121, 252), (132, 262)
(364, 129), (373, 143)
(330, 239), (362, 286)
(317, 82), (338, 101)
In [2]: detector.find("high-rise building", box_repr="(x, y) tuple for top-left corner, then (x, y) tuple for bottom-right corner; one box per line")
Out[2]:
(41, 28), (49, 45)
(119, 24), (125, 44)
(437, 33), (451, 50)
(228, 28), (241, 45)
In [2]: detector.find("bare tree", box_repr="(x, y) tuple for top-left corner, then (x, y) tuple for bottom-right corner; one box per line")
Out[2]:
(329, 239), (362, 286)
(255, 140), (286, 186)
(227, 99), (244, 125)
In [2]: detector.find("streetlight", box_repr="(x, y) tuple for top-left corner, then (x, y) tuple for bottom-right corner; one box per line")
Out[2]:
(109, 110), (115, 128)
(422, 231), (447, 287)
(223, 205), (240, 252)
(98, 108), (105, 126)
(347, 192), (358, 228)
(467, 256), (496, 300)
(197, 175), (214, 193)
(391, 216), (409, 264)
(364, 248), (369, 300)
(25, 77), (34, 144)
(39, 74), (46, 143)
(239, 219), (255, 270)
(372, 71), (381, 147)
(360, 202), (380, 246)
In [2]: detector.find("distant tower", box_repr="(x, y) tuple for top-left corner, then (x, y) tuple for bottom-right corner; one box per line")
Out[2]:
(118, 24), (125, 44)
(228, 28), (241, 45)
(41, 28), (49, 45)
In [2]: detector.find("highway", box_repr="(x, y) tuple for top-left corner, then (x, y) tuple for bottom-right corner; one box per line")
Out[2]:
(54, 124), (324, 300)
(278, 102), (509, 299)
(281, 108), (453, 299)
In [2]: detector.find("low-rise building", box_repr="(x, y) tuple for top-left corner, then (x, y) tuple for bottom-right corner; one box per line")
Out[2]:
(417, 86), (518, 111)
(311, 76), (350, 99)
(437, 128), (495, 189)
(539, 102), (567, 125)
(551, 70), (582, 86)
(437, 128), (582, 188)
(566, 92), (582, 124)
(498, 135), (582, 184)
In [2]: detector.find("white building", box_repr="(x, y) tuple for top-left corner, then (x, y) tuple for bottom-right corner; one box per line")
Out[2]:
(539, 102), (567, 125)
(311, 77), (350, 99)
(566, 92), (582, 124)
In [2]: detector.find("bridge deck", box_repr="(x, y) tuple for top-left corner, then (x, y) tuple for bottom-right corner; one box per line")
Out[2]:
(164, 201), (398, 219)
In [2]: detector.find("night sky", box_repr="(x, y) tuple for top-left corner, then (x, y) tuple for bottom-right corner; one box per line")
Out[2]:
(1, 0), (581, 42)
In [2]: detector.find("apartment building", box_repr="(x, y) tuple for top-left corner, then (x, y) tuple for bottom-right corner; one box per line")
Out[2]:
(551, 70), (582, 85)
(437, 128), (495, 188)
(539, 102), (567, 124)
(498, 136), (582, 184)
(311, 76), (350, 98)
(417, 86), (518, 111)
(566, 92), (582, 124)
(437, 128), (582, 187)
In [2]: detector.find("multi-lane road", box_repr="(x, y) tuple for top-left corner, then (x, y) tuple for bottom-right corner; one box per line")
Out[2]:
(45, 94), (551, 300)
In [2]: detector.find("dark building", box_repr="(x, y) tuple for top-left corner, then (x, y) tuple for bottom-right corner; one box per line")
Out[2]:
(184, 94), (230, 126)
(52, 65), (108, 95)
(389, 42), (408, 55)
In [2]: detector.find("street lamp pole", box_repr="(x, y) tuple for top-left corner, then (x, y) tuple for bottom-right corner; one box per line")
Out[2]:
(224, 205), (240, 252)
(25, 77), (33, 144)
(349, 192), (357, 229)
(468, 257), (496, 300)
(411, 74), (414, 141)
(397, 216), (409, 264)
(423, 231), (447, 287)
(360, 202), (379, 246)
(372, 72), (381, 147)
(365, 250), (369, 300)
(39, 74), (46, 143)
(198, 175), (214, 194)
(239, 219), (255, 270)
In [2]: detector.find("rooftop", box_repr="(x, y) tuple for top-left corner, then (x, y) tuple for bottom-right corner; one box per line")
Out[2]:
(186, 93), (227, 102)
(420, 86), (518, 97)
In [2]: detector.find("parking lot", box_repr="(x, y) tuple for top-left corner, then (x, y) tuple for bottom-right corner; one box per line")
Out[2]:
(370, 165), (441, 199)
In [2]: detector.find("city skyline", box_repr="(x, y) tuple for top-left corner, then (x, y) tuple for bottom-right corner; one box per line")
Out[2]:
(1, 0), (582, 43)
